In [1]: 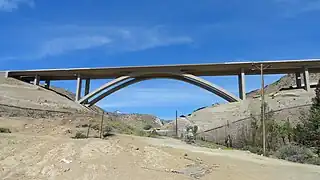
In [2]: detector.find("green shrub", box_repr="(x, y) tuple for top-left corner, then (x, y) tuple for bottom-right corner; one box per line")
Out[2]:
(293, 79), (320, 155)
(143, 124), (153, 130)
(195, 139), (226, 149)
(184, 125), (199, 143)
(103, 126), (113, 137)
(135, 130), (147, 137)
(192, 125), (198, 135)
(73, 132), (87, 139)
(0, 127), (11, 133)
(243, 145), (264, 155)
(274, 144), (314, 164)
(306, 157), (320, 165)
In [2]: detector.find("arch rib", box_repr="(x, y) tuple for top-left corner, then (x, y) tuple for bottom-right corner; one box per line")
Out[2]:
(78, 72), (240, 105)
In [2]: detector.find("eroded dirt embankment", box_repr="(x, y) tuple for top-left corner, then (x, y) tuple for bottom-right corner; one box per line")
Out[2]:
(1, 132), (320, 180)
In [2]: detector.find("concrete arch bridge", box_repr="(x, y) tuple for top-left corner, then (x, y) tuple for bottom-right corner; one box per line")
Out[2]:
(78, 71), (240, 107)
(4, 59), (320, 107)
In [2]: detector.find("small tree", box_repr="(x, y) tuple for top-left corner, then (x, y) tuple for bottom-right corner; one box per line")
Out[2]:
(277, 118), (293, 145)
(293, 124), (306, 145)
(73, 132), (87, 139)
(248, 103), (279, 151)
(103, 126), (113, 137)
(295, 79), (320, 155)
(284, 118), (293, 143)
(185, 125), (198, 143)
(192, 125), (198, 136)
(262, 103), (279, 151)
(250, 114), (259, 146)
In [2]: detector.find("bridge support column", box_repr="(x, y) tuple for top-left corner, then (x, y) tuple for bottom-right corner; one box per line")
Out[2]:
(295, 72), (302, 88)
(4, 71), (9, 78)
(84, 79), (90, 103)
(303, 67), (311, 92)
(33, 75), (40, 86)
(84, 79), (90, 96)
(238, 68), (246, 100)
(76, 75), (82, 101)
(45, 80), (50, 89)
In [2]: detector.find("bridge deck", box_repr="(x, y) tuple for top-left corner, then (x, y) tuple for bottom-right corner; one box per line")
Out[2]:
(5, 59), (320, 80)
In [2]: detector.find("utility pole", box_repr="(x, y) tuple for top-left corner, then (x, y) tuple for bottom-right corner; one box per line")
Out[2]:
(100, 111), (104, 139)
(175, 110), (178, 137)
(252, 63), (271, 156)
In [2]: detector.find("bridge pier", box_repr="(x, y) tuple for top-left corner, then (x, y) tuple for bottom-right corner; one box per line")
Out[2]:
(238, 68), (246, 100)
(84, 79), (90, 103)
(76, 75), (82, 101)
(4, 71), (9, 78)
(303, 67), (311, 91)
(45, 80), (51, 89)
(295, 72), (302, 88)
(84, 79), (90, 96)
(33, 75), (40, 86)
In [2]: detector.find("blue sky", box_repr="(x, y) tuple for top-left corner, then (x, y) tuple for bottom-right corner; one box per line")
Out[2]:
(1, 0), (320, 119)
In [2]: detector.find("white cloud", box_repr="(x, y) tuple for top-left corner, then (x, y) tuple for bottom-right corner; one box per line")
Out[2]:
(97, 84), (226, 108)
(0, 0), (34, 12)
(98, 88), (211, 108)
(275, 0), (320, 16)
(0, 25), (193, 60)
(38, 36), (111, 58)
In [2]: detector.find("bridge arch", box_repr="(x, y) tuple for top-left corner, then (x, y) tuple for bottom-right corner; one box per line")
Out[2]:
(78, 72), (240, 106)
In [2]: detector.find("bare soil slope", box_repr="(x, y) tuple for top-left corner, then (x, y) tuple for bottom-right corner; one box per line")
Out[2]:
(0, 77), (162, 130)
(0, 77), (84, 112)
(170, 73), (320, 143)
(1, 131), (319, 180)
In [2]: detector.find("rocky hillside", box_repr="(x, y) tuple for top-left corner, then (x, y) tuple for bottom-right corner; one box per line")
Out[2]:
(48, 85), (163, 129)
(165, 73), (320, 143)
(0, 77), (163, 132)
(247, 73), (320, 98)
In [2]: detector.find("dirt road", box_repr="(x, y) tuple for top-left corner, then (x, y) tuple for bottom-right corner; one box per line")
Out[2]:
(1, 133), (319, 180)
